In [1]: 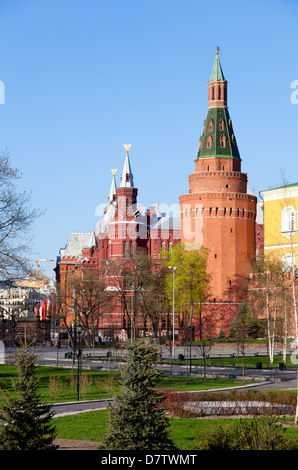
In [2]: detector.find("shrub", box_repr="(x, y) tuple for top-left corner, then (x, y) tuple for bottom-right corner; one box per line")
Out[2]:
(198, 417), (298, 450)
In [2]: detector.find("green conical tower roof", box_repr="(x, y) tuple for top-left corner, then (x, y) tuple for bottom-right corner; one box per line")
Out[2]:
(210, 51), (226, 82)
(196, 107), (240, 160)
(196, 51), (241, 161)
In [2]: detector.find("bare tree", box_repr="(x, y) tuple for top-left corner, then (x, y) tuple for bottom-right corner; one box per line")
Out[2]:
(129, 251), (168, 340)
(102, 253), (167, 341)
(0, 151), (42, 280)
(102, 258), (133, 335)
(67, 268), (112, 347)
(249, 256), (287, 364)
(0, 150), (42, 280)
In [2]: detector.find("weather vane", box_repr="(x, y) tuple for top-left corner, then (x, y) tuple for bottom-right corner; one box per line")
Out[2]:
(216, 46), (220, 56)
(124, 142), (131, 155)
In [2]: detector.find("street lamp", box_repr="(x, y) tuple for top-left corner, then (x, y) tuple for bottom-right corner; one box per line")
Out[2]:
(168, 266), (177, 359)
(76, 323), (83, 401)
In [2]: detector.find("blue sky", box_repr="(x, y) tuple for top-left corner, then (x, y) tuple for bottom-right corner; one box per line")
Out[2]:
(0, 0), (297, 276)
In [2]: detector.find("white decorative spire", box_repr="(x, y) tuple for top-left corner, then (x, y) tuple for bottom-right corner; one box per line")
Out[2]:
(108, 166), (117, 203)
(120, 142), (134, 188)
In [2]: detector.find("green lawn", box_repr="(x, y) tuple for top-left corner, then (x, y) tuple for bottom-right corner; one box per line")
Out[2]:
(0, 365), (121, 402)
(1, 362), (297, 450)
(157, 376), (255, 391)
(52, 409), (298, 450)
(0, 364), (252, 402)
(172, 354), (293, 369)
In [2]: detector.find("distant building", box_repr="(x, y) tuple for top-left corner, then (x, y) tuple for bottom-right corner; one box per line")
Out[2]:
(0, 275), (54, 320)
(255, 201), (264, 256)
(261, 182), (298, 270)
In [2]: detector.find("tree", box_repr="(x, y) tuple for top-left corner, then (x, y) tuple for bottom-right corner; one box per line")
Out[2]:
(249, 255), (290, 364)
(163, 243), (210, 342)
(128, 250), (168, 340)
(99, 340), (176, 450)
(0, 344), (57, 450)
(0, 150), (42, 281)
(68, 268), (111, 347)
(228, 301), (250, 380)
(194, 310), (215, 379)
(102, 257), (134, 335)
(103, 253), (167, 341)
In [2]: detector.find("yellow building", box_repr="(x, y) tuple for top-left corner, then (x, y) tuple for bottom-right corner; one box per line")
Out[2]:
(261, 183), (298, 270)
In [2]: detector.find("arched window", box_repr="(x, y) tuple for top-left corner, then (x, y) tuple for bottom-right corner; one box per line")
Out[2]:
(209, 119), (213, 131)
(282, 253), (295, 272)
(281, 206), (296, 234)
(219, 119), (225, 131)
(220, 134), (226, 148)
(207, 135), (212, 148)
(129, 241), (134, 258)
(123, 241), (128, 258)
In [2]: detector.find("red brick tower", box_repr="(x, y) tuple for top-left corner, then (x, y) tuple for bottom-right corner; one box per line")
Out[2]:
(107, 143), (148, 258)
(179, 50), (257, 307)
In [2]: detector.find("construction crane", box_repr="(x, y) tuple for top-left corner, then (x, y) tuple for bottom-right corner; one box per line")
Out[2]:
(28, 253), (54, 275)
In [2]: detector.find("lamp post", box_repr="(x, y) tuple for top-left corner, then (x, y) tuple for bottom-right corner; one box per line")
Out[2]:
(168, 266), (177, 359)
(76, 323), (83, 401)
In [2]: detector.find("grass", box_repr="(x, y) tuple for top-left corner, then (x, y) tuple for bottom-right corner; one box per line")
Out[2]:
(52, 409), (298, 450)
(157, 376), (255, 391)
(53, 410), (110, 442)
(172, 354), (293, 369)
(0, 364), (252, 403)
(0, 365), (121, 402)
(1, 361), (297, 450)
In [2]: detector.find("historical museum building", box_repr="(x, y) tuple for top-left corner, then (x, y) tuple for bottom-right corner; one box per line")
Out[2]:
(56, 143), (181, 286)
(55, 143), (181, 338)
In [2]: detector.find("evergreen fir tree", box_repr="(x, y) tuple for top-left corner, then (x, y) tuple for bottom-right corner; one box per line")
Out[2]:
(100, 340), (176, 450)
(0, 344), (57, 450)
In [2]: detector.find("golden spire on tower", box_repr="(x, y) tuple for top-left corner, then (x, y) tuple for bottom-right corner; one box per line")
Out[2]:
(123, 142), (131, 156)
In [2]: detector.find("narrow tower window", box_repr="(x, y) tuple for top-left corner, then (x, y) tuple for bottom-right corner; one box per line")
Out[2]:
(220, 135), (226, 148)
(219, 119), (225, 131)
(209, 119), (213, 131)
(207, 135), (212, 148)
